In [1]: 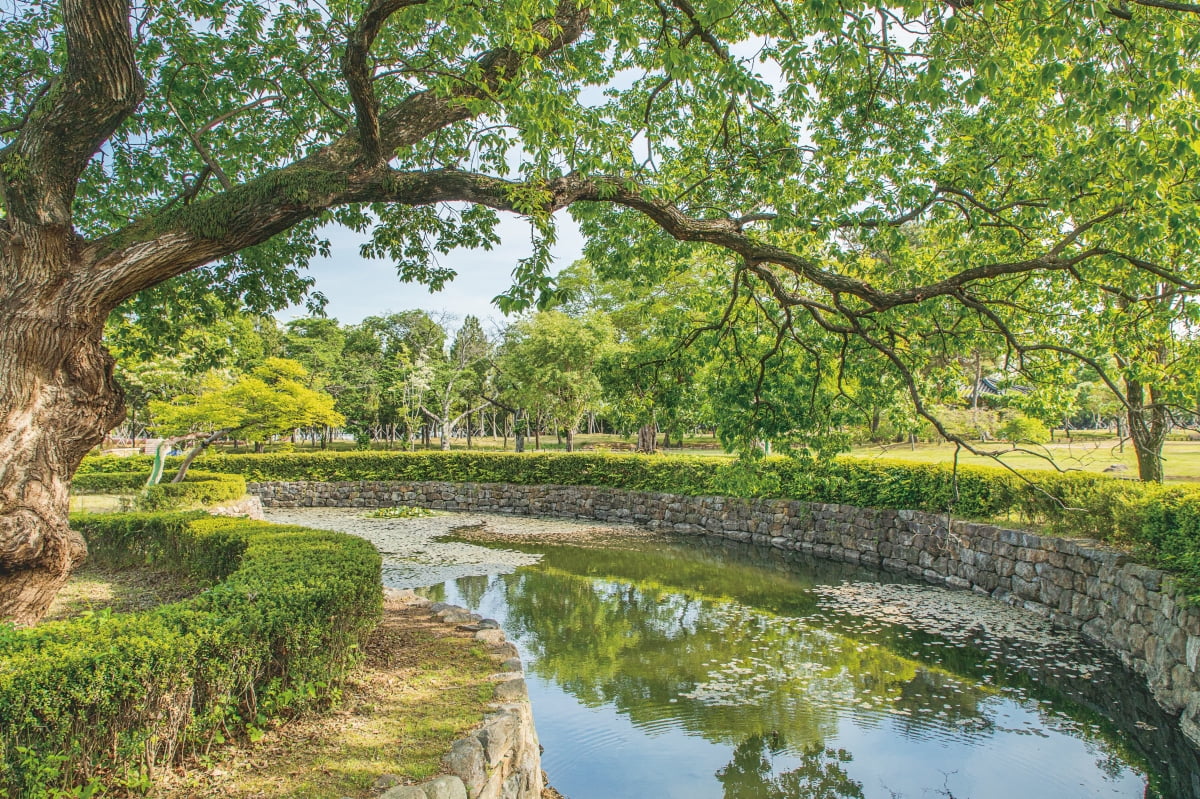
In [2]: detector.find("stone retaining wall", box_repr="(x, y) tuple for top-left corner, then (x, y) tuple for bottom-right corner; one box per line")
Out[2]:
(250, 479), (1200, 746)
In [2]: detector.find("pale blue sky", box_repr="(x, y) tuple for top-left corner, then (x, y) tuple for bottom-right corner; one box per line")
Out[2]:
(275, 209), (585, 332)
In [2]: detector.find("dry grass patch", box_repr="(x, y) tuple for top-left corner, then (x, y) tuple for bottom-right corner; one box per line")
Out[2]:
(151, 598), (499, 799)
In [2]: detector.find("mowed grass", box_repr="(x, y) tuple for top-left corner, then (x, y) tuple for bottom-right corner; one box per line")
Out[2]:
(68, 493), (128, 513)
(847, 438), (1200, 482)
(98, 432), (1200, 479)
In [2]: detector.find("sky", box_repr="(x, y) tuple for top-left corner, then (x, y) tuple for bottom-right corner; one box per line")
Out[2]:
(274, 211), (586, 334)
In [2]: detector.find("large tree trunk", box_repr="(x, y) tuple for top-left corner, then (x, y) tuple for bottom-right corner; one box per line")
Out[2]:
(565, 427), (575, 452)
(636, 423), (658, 453)
(0, 305), (125, 625)
(514, 409), (525, 453)
(1126, 377), (1168, 483)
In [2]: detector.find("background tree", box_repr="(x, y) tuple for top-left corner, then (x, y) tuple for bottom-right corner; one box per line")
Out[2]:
(151, 358), (344, 453)
(499, 311), (612, 451)
(559, 259), (710, 453)
(448, 316), (494, 449)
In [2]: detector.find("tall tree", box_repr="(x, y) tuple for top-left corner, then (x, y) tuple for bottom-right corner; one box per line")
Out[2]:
(1, 0), (1198, 622)
(448, 316), (494, 448)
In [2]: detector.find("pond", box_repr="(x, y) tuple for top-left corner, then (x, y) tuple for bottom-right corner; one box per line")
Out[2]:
(266, 508), (1200, 799)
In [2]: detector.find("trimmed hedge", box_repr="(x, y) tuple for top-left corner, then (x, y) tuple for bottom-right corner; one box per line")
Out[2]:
(76, 450), (1200, 593)
(77, 451), (1154, 534)
(71, 470), (246, 511)
(0, 513), (381, 796)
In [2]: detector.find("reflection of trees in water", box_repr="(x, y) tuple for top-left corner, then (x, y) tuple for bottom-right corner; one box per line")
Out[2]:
(416, 582), (446, 603)
(717, 735), (866, 799)
(453, 573), (491, 609)
(494, 558), (994, 750)
(452, 536), (1187, 796)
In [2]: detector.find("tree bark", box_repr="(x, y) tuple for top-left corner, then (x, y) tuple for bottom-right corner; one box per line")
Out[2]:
(0, 289), (124, 624)
(1126, 377), (1168, 483)
(636, 423), (658, 453)
(171, 428), (232, 483)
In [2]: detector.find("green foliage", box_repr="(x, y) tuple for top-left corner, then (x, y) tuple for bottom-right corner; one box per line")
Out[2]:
(150, 357), (345, 446)
(75, 450), (1130, 529)
(69, 471), (151, 494)
(497, 311), (612, 445)
(135, 471), (247, 511)
(1121, 489), (1200, 599)
(0, 513), (381, 796)
(996, 415), (1052, 445)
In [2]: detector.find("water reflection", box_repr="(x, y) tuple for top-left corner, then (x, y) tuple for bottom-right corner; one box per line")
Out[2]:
(718, 737), (865, 799)
(419, 529), (1199, 799)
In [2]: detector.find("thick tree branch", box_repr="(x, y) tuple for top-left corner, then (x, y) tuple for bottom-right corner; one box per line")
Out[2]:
(1128, 0), (1200, 12)
(86, 169), (1131, 330)
(1, 0), (144, 226)
(84, 0), (591, 307)
(342, 0), (428, 165)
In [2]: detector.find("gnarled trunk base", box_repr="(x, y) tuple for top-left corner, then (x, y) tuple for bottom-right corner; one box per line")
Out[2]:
(0, 516), (87, 625)
(0, 313), (124, 625)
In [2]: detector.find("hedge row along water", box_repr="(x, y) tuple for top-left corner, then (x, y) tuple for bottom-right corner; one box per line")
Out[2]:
(0, 513), (381, 796)
(77, 451), (1200, 597)
(71, 469), (246, 510)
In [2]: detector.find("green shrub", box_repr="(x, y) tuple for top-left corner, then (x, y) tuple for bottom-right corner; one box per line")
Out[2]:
(71, 470), (246, 511)
(74, 455), (156, 474)
(136, 471), (246, 511)
(80, 450), (1158, 531)
(0, 513), (381, 796)
(70, 470), (151, 493)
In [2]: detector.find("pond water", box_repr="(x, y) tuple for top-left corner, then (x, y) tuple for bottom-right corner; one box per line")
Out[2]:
(266, 509), (1200, 799)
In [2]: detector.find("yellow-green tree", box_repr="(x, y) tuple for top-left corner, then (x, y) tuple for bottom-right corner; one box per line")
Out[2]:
(151, 358), (344, 454)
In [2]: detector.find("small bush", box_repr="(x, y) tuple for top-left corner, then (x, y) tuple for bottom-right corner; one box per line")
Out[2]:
(71, 470), (246, 511)
(70, 470), (151, 493)
(136, 471), (246, 511)
(0, 513), (381, 796)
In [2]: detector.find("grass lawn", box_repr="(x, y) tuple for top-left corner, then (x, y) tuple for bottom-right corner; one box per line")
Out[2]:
(100, 432), (1200, 480)
(847, 438), (1200, 482)
(68, 494), (128, 513)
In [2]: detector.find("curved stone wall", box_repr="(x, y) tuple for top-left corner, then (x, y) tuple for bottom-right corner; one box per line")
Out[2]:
(249, 478), (1200, 748)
